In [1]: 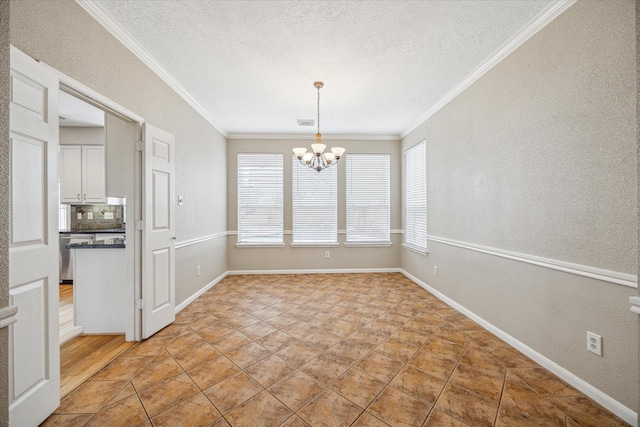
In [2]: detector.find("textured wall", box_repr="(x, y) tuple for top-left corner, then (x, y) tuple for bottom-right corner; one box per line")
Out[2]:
(9, 0), (227, 242)
(402, 0), (637, 411)
(226, 138), (401, 271)
(9, 0), (228, 307)
(0, 0), (10, 424)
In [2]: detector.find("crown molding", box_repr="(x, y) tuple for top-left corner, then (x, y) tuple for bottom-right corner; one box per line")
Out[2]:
(226, 133), (400, 141)
(401, 0), (577, 139)
(75, 0), (227, 137)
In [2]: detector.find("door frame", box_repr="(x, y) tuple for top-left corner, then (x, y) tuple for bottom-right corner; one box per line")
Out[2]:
(41, 61), (146, 341)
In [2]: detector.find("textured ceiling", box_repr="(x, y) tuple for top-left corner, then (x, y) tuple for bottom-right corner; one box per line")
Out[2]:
(88, 0), (557, 138)
(59, 90), (105, 127)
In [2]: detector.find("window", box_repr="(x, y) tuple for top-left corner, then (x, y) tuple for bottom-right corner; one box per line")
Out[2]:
(292, 155), (337, 244)
(404, 140), (427, 252)
(237, 153), (283, 245)
(346, 154), (390, 244)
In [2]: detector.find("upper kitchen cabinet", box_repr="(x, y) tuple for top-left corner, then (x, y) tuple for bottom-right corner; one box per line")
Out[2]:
(59, 145), (106, 204)
(58, 91), (107, 204)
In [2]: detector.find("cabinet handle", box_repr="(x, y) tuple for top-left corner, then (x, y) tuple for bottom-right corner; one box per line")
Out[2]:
(77, 193), (81, 200)
(84, 194), (87, 200)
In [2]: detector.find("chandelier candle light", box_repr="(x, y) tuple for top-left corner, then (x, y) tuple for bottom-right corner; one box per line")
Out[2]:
(293, 81), (345, 172)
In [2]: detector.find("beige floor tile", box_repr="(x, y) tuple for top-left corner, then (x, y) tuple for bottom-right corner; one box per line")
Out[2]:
(511, 367), (582, 397)
(244, 354), (295, 387)
(173, 341), (221, 371)
(40, 414), (94, 427)
(138, 373), (200, 417)
(298, 389), (363, 426)
(500, 372), (566, 427)
(255, 329), (298, 352)
(547, 396), (629, 427)
(268, 370), (325, 411)
(368, 386), (430, 427)
(352, 412), (390, 426)
(435, 383), (499, 427)
(303, 329), (344, 350)
(203, 372), (263, 414)
(57, 380), (128, 413)
(92, 356), (155, 381)
(131, 357), (184, 392)
(356, 352), (404, 383)
(186, 355), (240, 389)
(448, 362), (506, 402)
(209, 330), (252, 353)
(424, 409), (469, 426)
(225, 390), (293, 427)
(85, 394), (148, 427)
(330, 368), (386, 408)
(390, 364), (446, 405)
(277, 341), (322, 367)
(225, 341), (272, 368)
(299, 353), (352, 386)
(150, 392), (221, 427)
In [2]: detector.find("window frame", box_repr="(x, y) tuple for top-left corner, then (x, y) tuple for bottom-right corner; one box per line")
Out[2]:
(291, 154), (338, 246)
(236, 153), (284, 247)
(345, 153), (391, 246)
(403, 140), (428, 254)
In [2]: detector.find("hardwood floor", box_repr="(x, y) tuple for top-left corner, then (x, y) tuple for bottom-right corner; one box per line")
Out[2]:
(58, 284), (135, 398)
(59, 284), (82, 344)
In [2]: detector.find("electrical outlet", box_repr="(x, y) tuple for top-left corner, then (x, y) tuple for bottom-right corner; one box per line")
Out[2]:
(587, 331), (602, 356)
(196, 266), (200, 277)
(77, 212), (83, 219)
(87, 212), (93, 220)
(104, 212), (114, 219)
(434, 266), (438, 276)
(325, 251), (330, 259)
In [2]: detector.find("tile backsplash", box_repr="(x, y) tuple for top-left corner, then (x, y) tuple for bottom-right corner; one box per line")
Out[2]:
(70, 204), (124, 230)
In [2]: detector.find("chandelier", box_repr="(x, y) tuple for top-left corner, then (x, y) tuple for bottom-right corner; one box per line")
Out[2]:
(293, 81), (345, 172)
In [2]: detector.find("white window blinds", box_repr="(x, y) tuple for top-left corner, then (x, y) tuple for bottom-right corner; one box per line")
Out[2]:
(404, 141), (427, 252)
(237, 153), (283, 244)
(346, 154), (390, 243)
(292, 155), (337, 244)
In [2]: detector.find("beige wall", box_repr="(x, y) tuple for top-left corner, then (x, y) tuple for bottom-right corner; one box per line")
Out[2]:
(402, 0), (637, 411)
(0, 0), (9, 424)
(59, 126), (105, 146)
(227, 138), (401, 271)
(9, 0), (228, 305)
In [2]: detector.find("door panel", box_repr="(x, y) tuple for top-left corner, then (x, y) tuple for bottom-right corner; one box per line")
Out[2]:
(9, 46), (60, 426)
(142, 124), (175, 339)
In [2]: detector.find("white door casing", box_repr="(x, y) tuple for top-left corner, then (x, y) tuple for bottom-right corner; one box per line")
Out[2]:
(8, 46), (60, 426)
(142, 124), (176, 338)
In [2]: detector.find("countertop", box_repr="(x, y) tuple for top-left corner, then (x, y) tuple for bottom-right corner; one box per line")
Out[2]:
(67, 238), (126, 249)
(59, 229), (126, 235)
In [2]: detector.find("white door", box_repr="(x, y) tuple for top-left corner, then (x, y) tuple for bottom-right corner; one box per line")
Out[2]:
(9, 46), (60, 426)
(142, 124), (176, 338)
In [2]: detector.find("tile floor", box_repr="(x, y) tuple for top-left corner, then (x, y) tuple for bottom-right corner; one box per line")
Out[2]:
(43, 273), (629, 427)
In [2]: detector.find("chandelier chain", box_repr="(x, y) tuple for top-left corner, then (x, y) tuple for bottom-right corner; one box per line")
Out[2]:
(317, 84), (321, 135)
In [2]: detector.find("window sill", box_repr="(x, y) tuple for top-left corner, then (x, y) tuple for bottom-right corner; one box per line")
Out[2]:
(344, 242), (392, 248)
(290, 242), (340, 248)
(402, 243), (428, 256)
(235, 243), (285, 248)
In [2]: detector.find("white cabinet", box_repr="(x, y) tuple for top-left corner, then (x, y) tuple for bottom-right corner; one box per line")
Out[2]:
(59, 145), (106, 204)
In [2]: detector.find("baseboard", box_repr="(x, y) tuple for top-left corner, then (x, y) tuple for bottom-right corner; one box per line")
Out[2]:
(175, 271), (229, 313)
(227, 268), (402, 275)
(399, 269), (638, 426)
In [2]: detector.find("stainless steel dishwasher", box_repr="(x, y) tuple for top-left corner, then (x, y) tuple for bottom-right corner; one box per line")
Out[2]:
(59, 234), (94, 283)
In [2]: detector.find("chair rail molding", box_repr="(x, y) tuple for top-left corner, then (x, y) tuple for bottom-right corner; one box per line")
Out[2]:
(0, 306), (18, 329)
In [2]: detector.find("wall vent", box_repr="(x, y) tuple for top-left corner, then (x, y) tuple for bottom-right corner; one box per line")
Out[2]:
(297, 119), (314, 127)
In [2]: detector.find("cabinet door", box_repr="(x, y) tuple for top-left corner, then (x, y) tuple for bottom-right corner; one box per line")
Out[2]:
(59, 146), (82, 203)
(82, 146), (106, 203)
